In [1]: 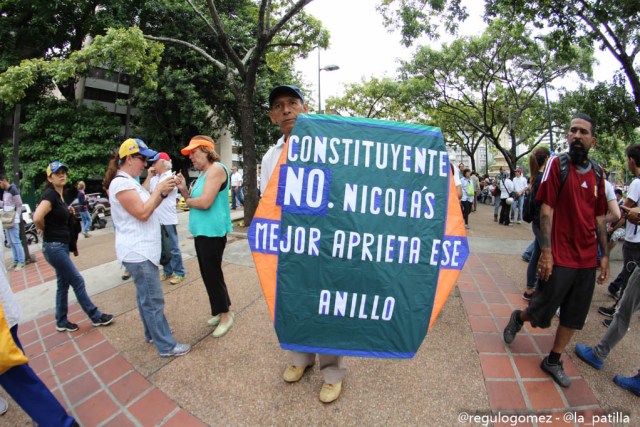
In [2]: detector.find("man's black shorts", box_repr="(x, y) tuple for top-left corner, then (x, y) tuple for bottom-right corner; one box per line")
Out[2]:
(527, 266), (596, 330)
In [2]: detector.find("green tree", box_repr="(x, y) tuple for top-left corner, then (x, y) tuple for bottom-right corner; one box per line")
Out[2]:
(429, 106), (486, 172)
(400, 22), (591, 173)
(0, 27), (163, 107)
(377, 0), (468, 46)
(142, 0), (327, 225)
(485, 0), (640, 112)
(0, 0), (145, 98)
(132, 0), (299, 179)
(13, 98), (121, 191)
(325, 77), (415, 121)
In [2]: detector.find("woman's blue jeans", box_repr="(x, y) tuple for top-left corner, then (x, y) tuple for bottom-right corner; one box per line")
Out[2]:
(80, 210), (91, 234)
(42, 241), (101, 325)
(124, 260), (176, 354)
(526, 222), (543, 290)
(5, 224), (25, 264)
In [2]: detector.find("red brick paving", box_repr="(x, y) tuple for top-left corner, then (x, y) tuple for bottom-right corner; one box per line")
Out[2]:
(9, 240), (608, 425)
(461, 252), (605, 415)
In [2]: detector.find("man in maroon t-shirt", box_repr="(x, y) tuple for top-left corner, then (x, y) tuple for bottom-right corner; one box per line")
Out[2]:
(503, 113), (608, 388)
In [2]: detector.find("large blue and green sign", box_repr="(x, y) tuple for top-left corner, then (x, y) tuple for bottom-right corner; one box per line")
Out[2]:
(250, 114), (468, 358)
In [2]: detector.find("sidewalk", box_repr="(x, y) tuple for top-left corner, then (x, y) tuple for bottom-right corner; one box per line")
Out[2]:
(2, 205), (638, 426)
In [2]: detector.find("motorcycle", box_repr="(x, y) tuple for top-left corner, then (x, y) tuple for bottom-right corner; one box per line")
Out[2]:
(4, 221), (39, 248)
(90, 203), (107, 230)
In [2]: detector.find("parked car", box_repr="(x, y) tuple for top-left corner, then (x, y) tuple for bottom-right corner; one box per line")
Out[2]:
(69, 193), (111, 218)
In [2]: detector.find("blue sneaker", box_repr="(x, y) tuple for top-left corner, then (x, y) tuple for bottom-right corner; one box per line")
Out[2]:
(613, 373), (640, 396)
(575, 344), (604, 370)
(159, 343), (191, 358)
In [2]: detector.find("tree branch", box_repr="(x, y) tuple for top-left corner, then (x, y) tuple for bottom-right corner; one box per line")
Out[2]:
(142, 34), (237, 75)
(204, 0), (246, 75)
(185, 0), (218, 37)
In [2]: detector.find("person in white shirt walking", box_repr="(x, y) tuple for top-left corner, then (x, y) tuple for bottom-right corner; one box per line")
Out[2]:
(144, 152), (186, 285)
(511, 168), (528, 224)
(230, 167), (244, 210)
(499, 173), (515, 226)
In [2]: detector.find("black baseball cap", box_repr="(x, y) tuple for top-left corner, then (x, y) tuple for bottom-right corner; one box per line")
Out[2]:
(269, 85), (304, 108)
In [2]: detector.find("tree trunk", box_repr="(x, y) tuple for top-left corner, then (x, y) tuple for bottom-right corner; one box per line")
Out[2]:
(11, 104), (33, 262)
(620, 55), (640, 113)
(237, 92), (259, 227)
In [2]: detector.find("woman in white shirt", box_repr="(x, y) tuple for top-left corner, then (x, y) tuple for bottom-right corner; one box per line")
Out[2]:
(460, 169), (473, 229)
(103, 138), (190, 358)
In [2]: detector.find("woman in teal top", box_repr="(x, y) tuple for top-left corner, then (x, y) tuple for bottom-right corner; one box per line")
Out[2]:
(178, 135), (234, 338)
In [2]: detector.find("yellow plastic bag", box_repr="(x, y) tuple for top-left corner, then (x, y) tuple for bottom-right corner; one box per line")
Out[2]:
(0, 302), (28, 374)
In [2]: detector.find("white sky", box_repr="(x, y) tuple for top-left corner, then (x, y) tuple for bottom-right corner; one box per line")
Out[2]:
(295, 0), (621, 109)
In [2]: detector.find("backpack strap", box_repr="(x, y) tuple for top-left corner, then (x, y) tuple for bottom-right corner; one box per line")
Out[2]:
(557, 151), (603, 197)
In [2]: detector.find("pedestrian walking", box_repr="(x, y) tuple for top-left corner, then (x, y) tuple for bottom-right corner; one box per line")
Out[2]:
(510, 168), (527, 224)
(503, 113), (608, 388)
(460, 169), (473, 229)
(76, 181), (91, 238)
(230, 167), (244, 210)
(0, 174), (25, 270)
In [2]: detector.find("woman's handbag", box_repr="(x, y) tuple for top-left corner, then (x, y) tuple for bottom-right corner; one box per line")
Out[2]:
(1, 211), (15, 229)
(0, 302), (29, 374)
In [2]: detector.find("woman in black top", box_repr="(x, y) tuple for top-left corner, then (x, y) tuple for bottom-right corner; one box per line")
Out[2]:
(32, 161), (114, 332)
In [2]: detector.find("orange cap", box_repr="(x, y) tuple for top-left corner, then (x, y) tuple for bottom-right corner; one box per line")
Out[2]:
(181, 136), (215, 155)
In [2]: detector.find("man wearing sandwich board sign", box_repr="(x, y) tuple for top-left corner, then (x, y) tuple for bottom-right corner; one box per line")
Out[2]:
(250, 85), (468, 403)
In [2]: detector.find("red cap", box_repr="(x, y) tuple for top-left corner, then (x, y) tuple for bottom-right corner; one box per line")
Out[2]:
(149, 152), (171, 162)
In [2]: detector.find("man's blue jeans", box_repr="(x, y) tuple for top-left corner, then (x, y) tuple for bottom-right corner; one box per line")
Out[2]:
(80, 210), (91, 234)
(42, 241), (102, 326)
(5, 224), (25, 264)
(161, 224), (185, 277)
(526, 223), (542, 290)
(123, 260), (177, 354)
(231, 186), (244, 209)
(511, 194), (525, 221)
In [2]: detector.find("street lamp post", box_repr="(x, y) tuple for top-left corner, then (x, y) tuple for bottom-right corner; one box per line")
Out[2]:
(317, 47), (339, 114)
(521, 38), (554, 153)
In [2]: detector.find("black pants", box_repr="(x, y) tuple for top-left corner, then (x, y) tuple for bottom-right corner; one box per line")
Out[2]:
(461, 201), (472, 225)
(499, 199), (510, 225)
(194, 235), (231, 316)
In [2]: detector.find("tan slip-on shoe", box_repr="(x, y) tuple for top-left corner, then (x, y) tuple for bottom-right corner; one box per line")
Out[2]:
(319, 382), (342, 403)
(211, 313), (234, 338)
(207, 314), (221, 327)
(282, 364), (313, 383)
(169, 275), (185, 285)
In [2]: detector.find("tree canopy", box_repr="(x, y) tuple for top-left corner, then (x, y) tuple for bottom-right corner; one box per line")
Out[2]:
(13, 98), (122, 191)
(400, 21), (591, 173)
(324, 77), (414, 121)
(140, 0), (327, 224)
